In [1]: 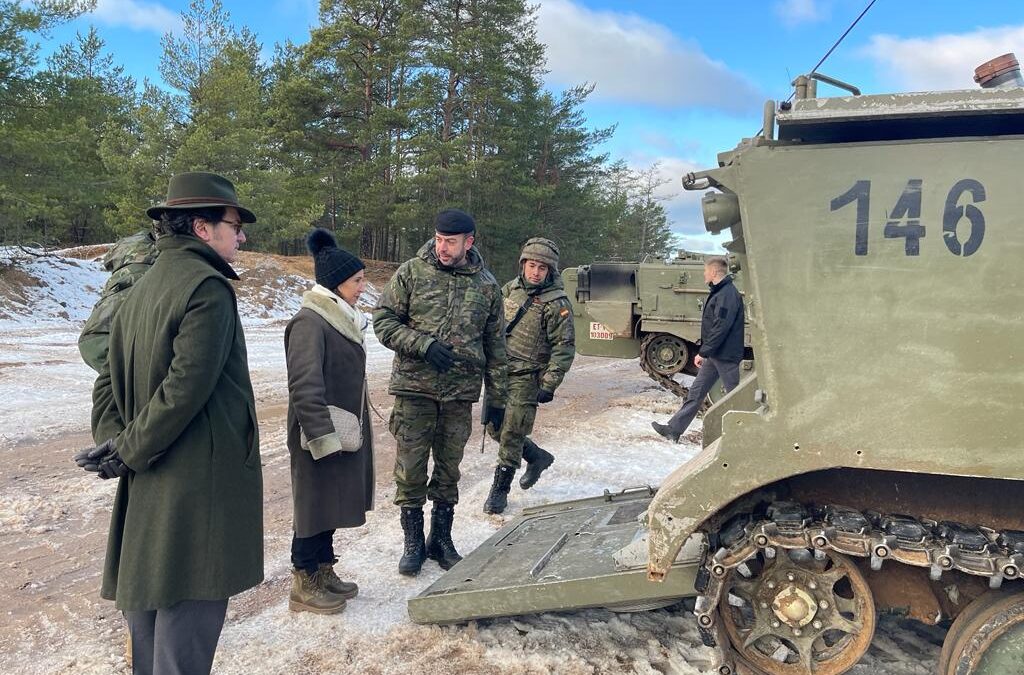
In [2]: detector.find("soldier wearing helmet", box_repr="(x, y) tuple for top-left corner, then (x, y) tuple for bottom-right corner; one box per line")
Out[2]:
(483, 237), (576, 514)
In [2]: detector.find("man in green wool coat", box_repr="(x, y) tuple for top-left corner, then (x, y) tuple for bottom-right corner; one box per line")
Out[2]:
(75, 172), (263, 675)
(483, 237), (575, 514)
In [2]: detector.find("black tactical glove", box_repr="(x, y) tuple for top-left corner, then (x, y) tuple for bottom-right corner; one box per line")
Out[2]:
(536, 389), (554, 404)
(424, 341), (456, 372)
(484, 405), (505, 432)
(74, 438), (130, 480)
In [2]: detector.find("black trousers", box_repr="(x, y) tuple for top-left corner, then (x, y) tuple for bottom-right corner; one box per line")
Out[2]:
(124, 598), (228, 675)
(291, 528), (337, 573)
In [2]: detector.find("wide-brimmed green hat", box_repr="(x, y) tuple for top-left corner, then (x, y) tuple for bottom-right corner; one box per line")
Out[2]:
(146, 171), (256, 223)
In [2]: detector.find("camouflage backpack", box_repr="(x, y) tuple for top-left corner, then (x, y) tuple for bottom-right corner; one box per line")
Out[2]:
(78, 230), (159, 372)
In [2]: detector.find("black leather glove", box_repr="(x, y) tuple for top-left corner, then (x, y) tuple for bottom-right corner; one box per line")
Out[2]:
(536, 389), (554, 404)
(484, 405), (505, 432)
(98, 452), (130, 480)
(74, 438), (112, 472)
(74, 439), (130, 480)
(424, 341), (456, 372)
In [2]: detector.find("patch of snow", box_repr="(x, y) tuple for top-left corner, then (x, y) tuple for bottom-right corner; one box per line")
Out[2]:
(0, 248), (386, 448)
(0, 248), (107, 327)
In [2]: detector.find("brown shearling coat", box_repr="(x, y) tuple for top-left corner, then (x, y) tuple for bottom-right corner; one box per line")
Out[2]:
(285, 307), (375, 537)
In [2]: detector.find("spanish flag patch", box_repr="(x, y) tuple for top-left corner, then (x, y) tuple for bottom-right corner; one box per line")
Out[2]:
(559, 308), (570, 317)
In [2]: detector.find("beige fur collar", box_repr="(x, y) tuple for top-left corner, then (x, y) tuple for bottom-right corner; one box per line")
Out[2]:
(301, 286), (365, 345)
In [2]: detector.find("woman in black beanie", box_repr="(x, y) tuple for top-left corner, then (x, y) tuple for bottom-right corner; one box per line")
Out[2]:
(283, 228), (374, 614)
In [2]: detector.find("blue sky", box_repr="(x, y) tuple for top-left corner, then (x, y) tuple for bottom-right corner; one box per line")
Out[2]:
(37, 0), (1024, 251)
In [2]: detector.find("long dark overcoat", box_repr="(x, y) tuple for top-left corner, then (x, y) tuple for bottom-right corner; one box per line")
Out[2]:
(91, 234), (263, 611)
(285, 304), (375, 538)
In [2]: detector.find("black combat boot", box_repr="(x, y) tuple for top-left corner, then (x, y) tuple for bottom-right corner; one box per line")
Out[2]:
(425, 502), (462, 570)
(398, 506), (426, 576)
(519, 440), (554, 490)
(482, 465), (515, 514)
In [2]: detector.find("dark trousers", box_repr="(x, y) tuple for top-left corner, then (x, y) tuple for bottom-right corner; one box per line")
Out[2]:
(291, 528), (336, 574)
(124, 599), (228, 675)
(666, 358), (741, 436)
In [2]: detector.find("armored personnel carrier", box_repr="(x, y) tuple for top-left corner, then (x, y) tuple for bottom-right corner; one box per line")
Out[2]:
(563, 253), (753, 397)
(410, 54), (1024, 675)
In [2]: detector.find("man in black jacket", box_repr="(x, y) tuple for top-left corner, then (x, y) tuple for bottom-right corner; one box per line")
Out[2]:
(652, 256), (744, 442)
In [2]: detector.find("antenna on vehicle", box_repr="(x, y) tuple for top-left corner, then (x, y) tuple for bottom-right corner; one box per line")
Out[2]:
(804, 0), (878, 82)
(756, 0), (878, 135)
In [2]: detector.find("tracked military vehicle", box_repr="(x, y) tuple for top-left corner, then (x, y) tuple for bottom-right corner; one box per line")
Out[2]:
(410, 53), (1024, 675)
(563, 254), (753, 397)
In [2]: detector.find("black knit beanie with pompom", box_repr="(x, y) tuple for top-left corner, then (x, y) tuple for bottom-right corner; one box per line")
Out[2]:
(307, 228), (365, 290)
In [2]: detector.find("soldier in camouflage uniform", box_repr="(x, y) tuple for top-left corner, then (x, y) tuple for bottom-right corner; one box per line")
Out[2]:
(483, 237), (575, 514)
(373, 209), (508, 576)
(78, 229), (159, 372)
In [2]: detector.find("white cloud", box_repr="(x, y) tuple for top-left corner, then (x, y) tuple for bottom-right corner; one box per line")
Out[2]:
(623, 154), (706, 235)
(89, 0), (181, 34)
(862, 25), (1024, 91)
(536, 0), (761, 112)
(642, 156), (703, 207)
(622, 156), (739, 254)
(774, 0), (827, 27)
(674, 232), (730, 254)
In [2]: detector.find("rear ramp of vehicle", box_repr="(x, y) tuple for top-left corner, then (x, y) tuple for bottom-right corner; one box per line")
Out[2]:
(408, 487), (702, 624)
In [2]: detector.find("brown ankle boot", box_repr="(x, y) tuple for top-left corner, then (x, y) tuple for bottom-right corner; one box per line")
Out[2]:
(288, 568), (346, 614)
(317, 563), (359, 600)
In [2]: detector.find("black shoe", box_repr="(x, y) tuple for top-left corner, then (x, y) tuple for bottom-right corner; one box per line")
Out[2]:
(482, 465), (515, 514)
(519, 441), (554, 490)
(426, 502), (462, 570)
(651, 422), (680, 443)
(398, 506), (426, 576)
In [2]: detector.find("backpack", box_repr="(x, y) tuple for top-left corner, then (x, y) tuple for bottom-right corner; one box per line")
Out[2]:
(78, 230), (160, 372)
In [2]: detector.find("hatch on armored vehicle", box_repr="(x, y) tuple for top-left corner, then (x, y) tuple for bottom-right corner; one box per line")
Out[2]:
(412, 53), (1024, 675)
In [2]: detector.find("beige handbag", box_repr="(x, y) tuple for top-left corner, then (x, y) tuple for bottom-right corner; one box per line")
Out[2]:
(300, 382), (366, 459)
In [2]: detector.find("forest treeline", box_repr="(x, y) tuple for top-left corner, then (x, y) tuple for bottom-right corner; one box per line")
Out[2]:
(1, 0), (676, 278)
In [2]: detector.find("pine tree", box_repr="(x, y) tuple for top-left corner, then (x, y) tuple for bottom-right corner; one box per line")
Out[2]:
(38, 27), (136, 242)
(303, 0), (421, 259)
(0, 0), (97, 243)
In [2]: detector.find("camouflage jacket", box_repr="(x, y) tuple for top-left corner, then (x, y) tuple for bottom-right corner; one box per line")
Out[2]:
(373, 241), (508, 405)
(78, 230), (159, 372)
(502, 272), (575, 393)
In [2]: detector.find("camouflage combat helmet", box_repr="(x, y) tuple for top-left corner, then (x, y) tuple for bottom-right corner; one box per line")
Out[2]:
(519, 237), (560, 271)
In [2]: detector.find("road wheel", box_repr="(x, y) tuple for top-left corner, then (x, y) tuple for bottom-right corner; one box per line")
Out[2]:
(642, 333), (690, 376)
(719, 548), (876, 674)
(938, 587), (1024, 674)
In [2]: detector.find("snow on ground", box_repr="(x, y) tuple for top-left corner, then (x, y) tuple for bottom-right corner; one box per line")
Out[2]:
(0, 247), (106, 326)
(197, 362), (729, 675)
(0, 247), (381, 449)
(0, 248), (941, 674)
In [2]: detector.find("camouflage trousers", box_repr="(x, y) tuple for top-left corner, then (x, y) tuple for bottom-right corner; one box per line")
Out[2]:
(391, 395), (473, 507)
(488, 372), (540, 469)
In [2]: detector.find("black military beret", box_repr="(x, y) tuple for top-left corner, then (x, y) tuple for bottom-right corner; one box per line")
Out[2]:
(434, 209), (476, 234)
